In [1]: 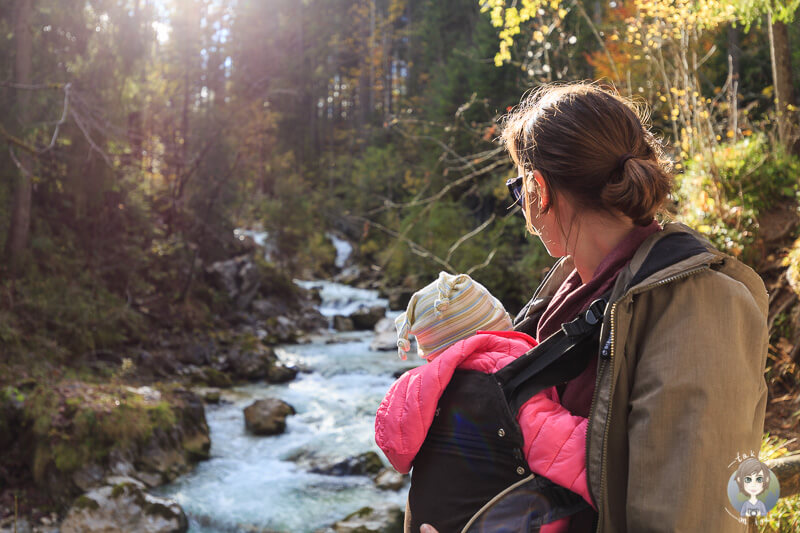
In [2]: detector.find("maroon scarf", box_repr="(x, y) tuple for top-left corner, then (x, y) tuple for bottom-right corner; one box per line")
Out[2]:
(536, 219), (662, 416)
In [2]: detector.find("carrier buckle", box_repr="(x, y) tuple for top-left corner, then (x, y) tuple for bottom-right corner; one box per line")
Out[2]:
(584, 298), (607, 326)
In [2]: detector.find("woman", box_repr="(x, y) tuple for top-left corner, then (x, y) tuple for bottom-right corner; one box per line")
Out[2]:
(418, 83), (769, 532)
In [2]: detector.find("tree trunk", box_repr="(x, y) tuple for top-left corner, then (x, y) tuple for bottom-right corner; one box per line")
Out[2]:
(767, 13), (799, 154)
(727, 24), (740, 139)
(4, 0), (34, 278)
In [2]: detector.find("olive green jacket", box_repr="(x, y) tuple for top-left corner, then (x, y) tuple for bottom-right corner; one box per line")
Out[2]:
(514, 222), (769, 532)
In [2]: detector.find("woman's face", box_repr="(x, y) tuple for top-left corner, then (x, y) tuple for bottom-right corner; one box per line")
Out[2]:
(743, 470), (766, 496)
(519, 165), (570, 258)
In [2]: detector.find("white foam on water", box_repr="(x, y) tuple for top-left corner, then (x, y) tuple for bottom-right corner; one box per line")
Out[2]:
(156, 282), (422, 533)
(326, 233), (354, 269)
(233, 229), (278, 263)
(294, 280), (388, 318)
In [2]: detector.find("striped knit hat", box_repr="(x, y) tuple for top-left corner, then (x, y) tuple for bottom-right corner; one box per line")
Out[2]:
(395, 272), (513, 361)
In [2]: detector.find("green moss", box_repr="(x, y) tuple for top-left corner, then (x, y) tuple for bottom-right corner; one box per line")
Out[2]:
(110, 483), (128, 499)
(200, 368), (233, 388)
(53, 442), (83, 473)
(149, 401), (177, 428)
(143, 500), (180, 521)
(344, 507), (374, 520)
(22, 382), (184, 480)
(73, 494), (100, 511)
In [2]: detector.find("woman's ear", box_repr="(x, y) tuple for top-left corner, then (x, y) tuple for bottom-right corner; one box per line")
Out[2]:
(532, 170), (550, 211)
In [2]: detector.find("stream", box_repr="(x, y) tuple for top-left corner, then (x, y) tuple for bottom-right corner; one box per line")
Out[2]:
(156, 280), (419, 532)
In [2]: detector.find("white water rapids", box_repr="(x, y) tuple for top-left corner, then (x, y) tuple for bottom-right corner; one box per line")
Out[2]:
(156, 273), (419, 532)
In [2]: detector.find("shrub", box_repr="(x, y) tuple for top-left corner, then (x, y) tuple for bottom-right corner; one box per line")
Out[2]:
(677, 135), (800, 265)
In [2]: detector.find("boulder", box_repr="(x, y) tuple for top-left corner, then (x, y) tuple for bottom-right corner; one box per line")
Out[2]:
(370, 318), (397, 352)
(225, 346), (278, 380)
(177, 342), (214, 366)
(332, 503), (404, 533)
(205, 254), (262, 310)
(189, 366), (234, 388)
(203, 389), (221, 404)
(333, 315), (354, 332)
(266, 363), (299, 384)
(374, 468), (405, 491)
(310, 451), (384, 477)
(134, 389), (211, 484)
(251, 298), (290, 318)
(243, 398), (296, 436)
(351, 306), (386, 330)
(60, 479), (187, 533)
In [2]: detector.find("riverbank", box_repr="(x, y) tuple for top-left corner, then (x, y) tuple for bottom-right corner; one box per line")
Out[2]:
(0, 225), (420, 532)
(0, 229), (332, 530)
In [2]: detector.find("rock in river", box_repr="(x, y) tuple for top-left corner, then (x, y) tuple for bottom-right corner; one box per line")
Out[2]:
(370, 317), (397, 352)
(333, 315), (355, 332)
(351, 305), (386, 330)
(243, 398), (296, 435)
(374, 468), (406, 491)
(61, 478), (187, 533)
(332, 503), (404, 533)
(310, 451), (384, 477)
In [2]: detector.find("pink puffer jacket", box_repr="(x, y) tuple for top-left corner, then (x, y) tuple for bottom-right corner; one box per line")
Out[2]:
(374, 331), (596, 532)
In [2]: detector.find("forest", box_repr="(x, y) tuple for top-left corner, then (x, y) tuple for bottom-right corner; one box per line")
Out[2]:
(1, 0), (800, 531)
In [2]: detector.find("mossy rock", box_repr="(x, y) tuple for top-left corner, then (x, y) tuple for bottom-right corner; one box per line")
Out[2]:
(310, 451), (384, 477)
(73, 494), (100, 511)
(182, 432), (211, 461)
(333, 503), (404, 533)
(62, 482), (188, 533)
(193, 367), (233, 388)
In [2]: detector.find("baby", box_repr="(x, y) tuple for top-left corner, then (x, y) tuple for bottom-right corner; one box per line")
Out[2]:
(394, 271), (513, 361)
(376, 272), (594, 533)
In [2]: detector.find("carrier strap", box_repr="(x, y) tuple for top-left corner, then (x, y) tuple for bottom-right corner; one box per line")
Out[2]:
(497, 294), (610, 414)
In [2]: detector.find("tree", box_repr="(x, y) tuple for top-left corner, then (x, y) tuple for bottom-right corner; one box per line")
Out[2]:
(4, 0), (34, 277)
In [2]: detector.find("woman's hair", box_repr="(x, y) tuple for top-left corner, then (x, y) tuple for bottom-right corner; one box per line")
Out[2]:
(501, 82), (673, 232)
(735, 457), (771, 495)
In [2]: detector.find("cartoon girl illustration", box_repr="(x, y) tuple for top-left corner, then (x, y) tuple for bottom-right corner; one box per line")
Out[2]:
(734, 456), (770, 517)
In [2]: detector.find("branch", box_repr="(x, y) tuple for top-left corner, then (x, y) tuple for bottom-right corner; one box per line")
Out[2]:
(0, 81), (66, 90)
(70, 106), (114, 167)
(8, 146), (33, 176)
(362, 158), (506, 216)
(40, 82), (71, 153)
(466, 248), (497, 276)
(446, 213), (496, 263)
(351, 215), (455, 272)
(0, 122), (38, 153)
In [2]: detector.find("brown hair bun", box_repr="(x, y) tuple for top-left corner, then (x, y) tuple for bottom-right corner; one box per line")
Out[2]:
(502, 82), (673, 229)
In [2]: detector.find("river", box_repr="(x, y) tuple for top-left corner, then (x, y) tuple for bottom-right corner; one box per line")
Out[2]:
(156, 280), (419, 532)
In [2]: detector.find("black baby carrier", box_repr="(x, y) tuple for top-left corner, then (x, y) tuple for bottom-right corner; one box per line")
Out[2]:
(407, 296), (608, 533)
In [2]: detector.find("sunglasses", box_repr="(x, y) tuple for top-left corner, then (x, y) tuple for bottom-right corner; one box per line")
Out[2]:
(506, 175), (524, 213)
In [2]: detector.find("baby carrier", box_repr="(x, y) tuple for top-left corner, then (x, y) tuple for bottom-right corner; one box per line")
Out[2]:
(407, 295), (608, 533)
